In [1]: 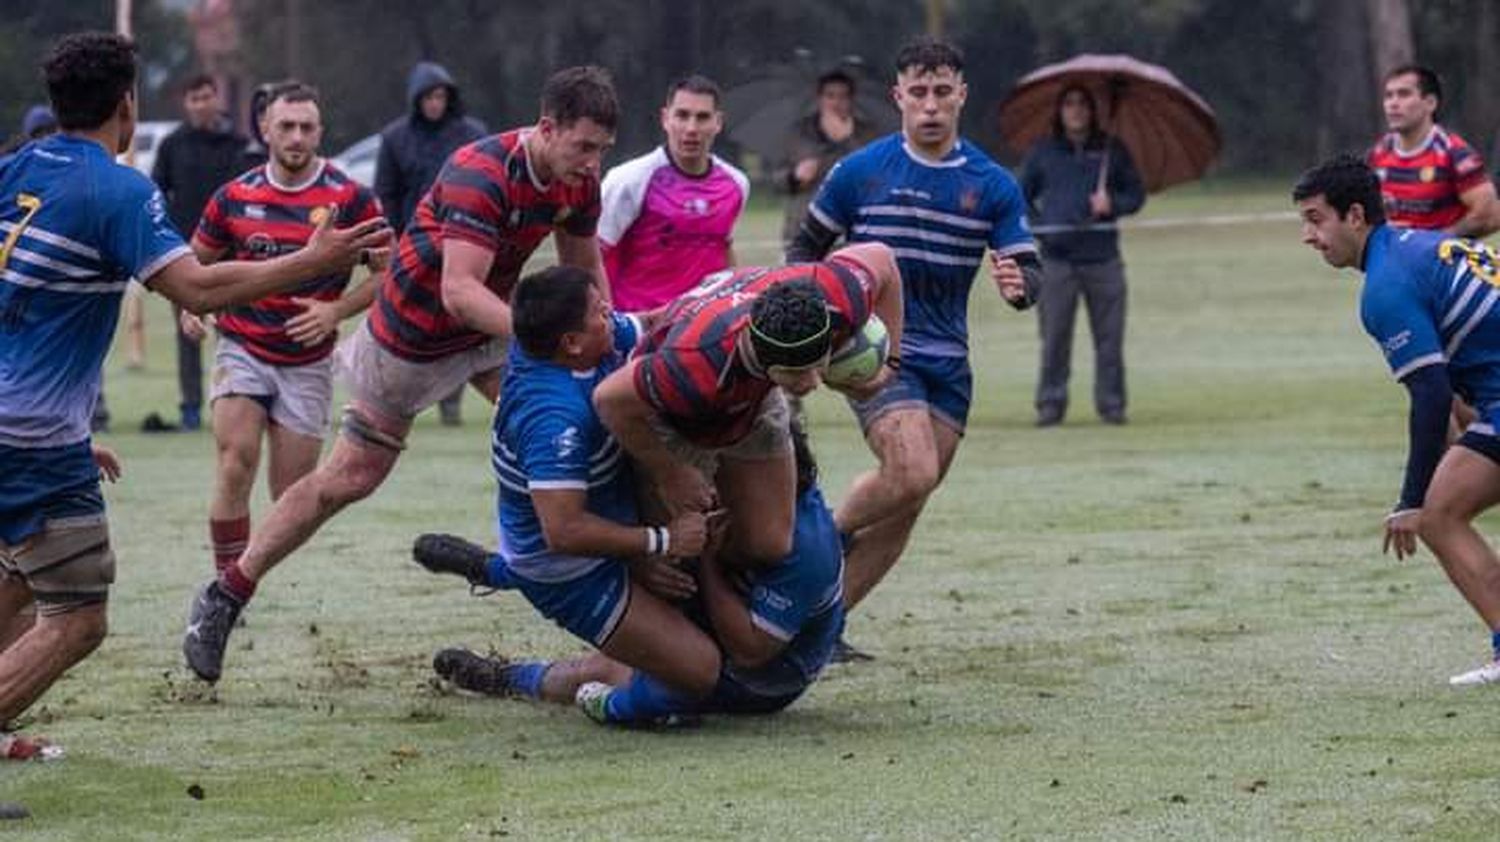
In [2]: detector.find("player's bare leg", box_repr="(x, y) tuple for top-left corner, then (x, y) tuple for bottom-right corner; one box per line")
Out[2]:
(835, 407), (942, 536)
(206, 397), (266, 574)
(715, 450), (797, 564)
(0, 577), (35, 653)
(0, 602), (106, 724)
(1418, 447), (1500, 627)
(536, 652), (633, 703)
(264, 423), (323, 501)
(841, 414), (961, 610)
(184, 401), (409, 682)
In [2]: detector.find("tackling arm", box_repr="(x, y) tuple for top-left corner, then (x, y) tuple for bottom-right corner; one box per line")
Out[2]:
(556, 230), (610, 303)
(439, 238), (512, 339)
(697, 554), (785, 669)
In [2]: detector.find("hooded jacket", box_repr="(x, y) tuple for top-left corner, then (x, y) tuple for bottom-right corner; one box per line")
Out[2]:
(375, 62), (489, 233)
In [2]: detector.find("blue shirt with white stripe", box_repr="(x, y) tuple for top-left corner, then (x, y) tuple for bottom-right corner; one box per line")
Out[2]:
(493, 312), (641, 582)
(807, 133), (1036, 358)
(0, 135), (189, 543)
(1361, 224), (1500, 420)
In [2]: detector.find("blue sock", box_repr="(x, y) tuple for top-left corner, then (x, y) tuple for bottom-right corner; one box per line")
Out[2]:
(502, 660), (550, 700)
(1489, 629), (1500, 661)
(483, 556), (512, 589)
(603, 672), (698, 724)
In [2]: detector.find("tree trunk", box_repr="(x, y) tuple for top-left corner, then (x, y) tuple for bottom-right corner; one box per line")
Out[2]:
(1365, 0), (1413, 83)
(1464, 0), (1500, 162)
(1316, 0), (1377, 158)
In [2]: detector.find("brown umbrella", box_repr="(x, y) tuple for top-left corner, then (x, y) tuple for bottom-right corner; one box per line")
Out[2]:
(999, 54), (1221, 193)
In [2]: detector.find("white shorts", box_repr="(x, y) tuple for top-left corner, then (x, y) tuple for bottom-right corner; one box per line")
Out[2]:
(336, 322), (506, 421)
(650, 388), (792, 478)
(211, 336), (335, 439)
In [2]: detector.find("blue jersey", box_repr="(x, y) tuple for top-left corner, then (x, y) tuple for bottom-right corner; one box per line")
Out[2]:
(727, 486), (846, 696)
(807, 133), (1036, 358)
(493, 312), (642, 582)
(1360, 225), (1500, 419)
(0, 135), (189, 543)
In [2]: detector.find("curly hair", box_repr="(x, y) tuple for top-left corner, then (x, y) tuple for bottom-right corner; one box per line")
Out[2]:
(749, 278), (831, 368)
(43, 32), (138, 131)
(895, 36), (964, 76)
(1292, 153), (1386, 226)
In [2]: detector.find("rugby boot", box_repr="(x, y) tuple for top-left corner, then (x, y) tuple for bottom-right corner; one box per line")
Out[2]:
(413, 533), (491, 587)
(182, 581), (242, 683)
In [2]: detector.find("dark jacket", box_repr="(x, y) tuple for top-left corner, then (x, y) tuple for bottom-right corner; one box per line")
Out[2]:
(1020, 133), (1145, 264)
(775, 110), (880, 244)
(151, 116), (254, 237)
(375, 62), (488, 233)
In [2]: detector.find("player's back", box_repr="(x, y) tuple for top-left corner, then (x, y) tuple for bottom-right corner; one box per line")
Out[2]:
(0, 135), (179, 448)
(811, 133), (1033, 358)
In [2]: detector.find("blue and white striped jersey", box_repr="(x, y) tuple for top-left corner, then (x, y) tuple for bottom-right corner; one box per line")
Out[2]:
(493, 312), (641, 582)
(1360, 225), (1500, 422)
(0, 135), (189, 543)
(807, 133), (1036, 358)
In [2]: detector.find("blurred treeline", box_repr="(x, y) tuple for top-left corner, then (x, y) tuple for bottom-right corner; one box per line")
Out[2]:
(3, 0), (1498, 176)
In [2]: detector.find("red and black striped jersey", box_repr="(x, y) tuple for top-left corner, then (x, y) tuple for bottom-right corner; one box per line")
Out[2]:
(633, 257), (877, 447)
(1368, 126), (1489, 230)
(194, 161), (382, 365)
(368, 129), (601, 362)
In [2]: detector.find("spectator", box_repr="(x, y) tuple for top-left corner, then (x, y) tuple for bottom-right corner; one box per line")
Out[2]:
(150, 73), (258, 431)
(375, 61), (487, 427)
(775, 68), (879, 248)
(1021, 85), (1145, 427)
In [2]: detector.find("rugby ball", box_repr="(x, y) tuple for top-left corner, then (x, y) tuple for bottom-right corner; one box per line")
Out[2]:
(825, 316), (889, 387)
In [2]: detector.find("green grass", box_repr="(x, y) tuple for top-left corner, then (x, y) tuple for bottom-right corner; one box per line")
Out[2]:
(8, 194), (1500, 840)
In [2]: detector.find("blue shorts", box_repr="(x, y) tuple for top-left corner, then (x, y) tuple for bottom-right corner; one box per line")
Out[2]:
(488, 558), (630, 647)
(848, 353), (972, 435)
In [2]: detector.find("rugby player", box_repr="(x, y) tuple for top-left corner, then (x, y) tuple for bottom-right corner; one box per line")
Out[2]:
(597, 74), (748, 312)
(1295, 154), (1500, 686)
(183, 66), (617, 684)
(414, 265), (721, 715)
(179, 81), (384, 580)
(430, 419), (844, 726)
(592, 241), (903, 572)
(0, 32), (387, 757)
(786, 36), (1039, 657)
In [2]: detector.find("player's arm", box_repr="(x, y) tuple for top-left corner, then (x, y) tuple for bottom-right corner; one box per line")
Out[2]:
(556, 230), (609, 303)
(786, 161), (853, 263)
(697, 553), (785, 669)
(786, 213), (840, 263)
(1384, 363), (1453, 559)
(1450, 181), (1500, 239)
(284, 277), (378, 348)
(150, 214), (390, 315)
(438, 238), (512, 339)
(530, 488), (704, 559)
(593, 359), (713, 515)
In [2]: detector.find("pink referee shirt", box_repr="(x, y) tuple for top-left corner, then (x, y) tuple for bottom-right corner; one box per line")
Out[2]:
(598, 147), (749, 312)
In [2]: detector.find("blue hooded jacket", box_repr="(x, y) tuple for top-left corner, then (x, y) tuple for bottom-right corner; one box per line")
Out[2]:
(375, 61), (488, 233)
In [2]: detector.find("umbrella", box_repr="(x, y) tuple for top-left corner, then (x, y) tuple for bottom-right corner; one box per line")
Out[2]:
(998, 54), (1220, 193)
(721, 59), (897, 164)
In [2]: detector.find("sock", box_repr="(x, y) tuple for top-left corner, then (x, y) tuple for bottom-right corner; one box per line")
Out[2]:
(1489, 629), (1500, 661)
(209, 517), (250, 574)
(503, 661), (550, 700)
(603, 672), (699, 724)
(218, 561), (257, 604)
(484, 556), (513, 589)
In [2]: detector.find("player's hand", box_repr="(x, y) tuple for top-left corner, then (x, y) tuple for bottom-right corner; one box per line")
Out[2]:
(306, 205), (392, 273)
(179, 310), (210, 342)
(1383, 508), (1421, 560)
(1089, 189), (1113, 218)
(286, 297), (341, 347)
(793, 157), (821, 189)
(633, 556), (697, 601)
(991, 254), (1028, 307)
(665, 511), (709, 558)
(91, 445), (122, 483)
(656, 464), (714, 517)
(825, 362), (893, 402)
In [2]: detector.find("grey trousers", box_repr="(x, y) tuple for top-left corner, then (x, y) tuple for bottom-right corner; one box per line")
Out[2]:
(1034, 256), (1127, 418)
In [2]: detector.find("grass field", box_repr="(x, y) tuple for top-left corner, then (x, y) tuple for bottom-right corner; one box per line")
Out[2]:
(7, 183), (1500, 840)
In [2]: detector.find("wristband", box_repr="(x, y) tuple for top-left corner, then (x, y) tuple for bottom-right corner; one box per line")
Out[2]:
(884, 355), (902, 372)
(1385, 508), (1421, 523)
(644, 527), (660, 555)
(659, 526), (671, 556)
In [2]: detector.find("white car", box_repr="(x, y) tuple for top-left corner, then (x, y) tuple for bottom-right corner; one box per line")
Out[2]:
(333, 133), (381, 187)
(120, 119), (179, 176)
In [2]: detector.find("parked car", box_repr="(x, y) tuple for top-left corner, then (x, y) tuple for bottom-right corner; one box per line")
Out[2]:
(121, 119), (179, 176)
(333, 133), (380, 187)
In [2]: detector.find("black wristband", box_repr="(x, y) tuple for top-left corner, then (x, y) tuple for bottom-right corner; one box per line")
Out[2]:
(884, 355), (902, 372)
